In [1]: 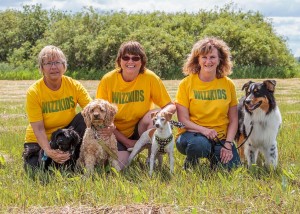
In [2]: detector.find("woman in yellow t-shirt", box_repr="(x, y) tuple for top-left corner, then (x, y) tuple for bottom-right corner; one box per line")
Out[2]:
(96, 41), (176, 169)
(23, 45), (92, 171)
(175, 37), (241, 170)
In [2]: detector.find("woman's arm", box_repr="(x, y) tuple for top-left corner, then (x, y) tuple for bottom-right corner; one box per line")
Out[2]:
(225, 105), (238, 145)
(160, 102), (176, 114)
(113, 129), (136, 148)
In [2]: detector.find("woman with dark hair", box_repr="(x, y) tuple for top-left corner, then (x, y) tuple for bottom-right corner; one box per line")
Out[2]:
(96, 41), (176, 169)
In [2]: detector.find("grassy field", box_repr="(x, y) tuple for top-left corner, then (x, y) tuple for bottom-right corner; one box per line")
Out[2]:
(0, 79), (300, 213)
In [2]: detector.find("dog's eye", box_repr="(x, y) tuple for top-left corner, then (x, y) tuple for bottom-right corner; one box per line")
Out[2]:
(161, 118), (165, 121)
(254, 91), (260, 96)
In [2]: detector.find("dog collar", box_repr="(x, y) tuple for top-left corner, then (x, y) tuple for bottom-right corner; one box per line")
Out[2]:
(155, 134), (173, 153)
(96, 124), (107, 129)
(169, 120), (185, 129)
(41, 151), (48, 161)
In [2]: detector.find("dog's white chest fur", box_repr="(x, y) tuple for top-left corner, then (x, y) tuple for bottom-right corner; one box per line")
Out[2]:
(243, 106), (282, 168)
(244, 107), (282, 147)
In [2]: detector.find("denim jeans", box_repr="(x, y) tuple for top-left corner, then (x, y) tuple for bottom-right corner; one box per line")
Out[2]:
(176, 131), (241, 169)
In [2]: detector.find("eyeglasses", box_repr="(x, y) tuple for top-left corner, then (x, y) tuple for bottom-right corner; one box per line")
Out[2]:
(121, 56), (141, 61)
(43, 61), (64, 68)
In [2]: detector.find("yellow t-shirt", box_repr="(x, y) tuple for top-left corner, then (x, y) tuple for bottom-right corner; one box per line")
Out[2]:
(176, 74), (238, 139)
(25, 76), (92, 142)
(96, 68), (172, 137)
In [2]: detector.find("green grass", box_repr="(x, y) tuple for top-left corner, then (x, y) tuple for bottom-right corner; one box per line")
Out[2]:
(0, 79), (299, 213)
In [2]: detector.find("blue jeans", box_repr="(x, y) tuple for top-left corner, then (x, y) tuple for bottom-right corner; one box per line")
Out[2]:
(176, 132), (241, 169)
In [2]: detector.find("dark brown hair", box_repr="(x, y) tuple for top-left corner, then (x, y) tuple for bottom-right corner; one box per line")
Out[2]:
(115, 41), (147, 73)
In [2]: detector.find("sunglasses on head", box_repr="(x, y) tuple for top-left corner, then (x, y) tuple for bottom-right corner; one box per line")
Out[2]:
(121, 55), (141, 61)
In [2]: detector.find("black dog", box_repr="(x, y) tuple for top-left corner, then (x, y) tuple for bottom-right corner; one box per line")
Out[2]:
(42, 127), (81, 171)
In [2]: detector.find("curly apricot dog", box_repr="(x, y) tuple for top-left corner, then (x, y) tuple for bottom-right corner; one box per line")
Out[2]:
(77, 99), (120, 173)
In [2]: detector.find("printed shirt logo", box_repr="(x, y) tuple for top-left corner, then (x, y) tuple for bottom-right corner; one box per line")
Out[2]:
(42, 96), (75, 113)
(193, 89), (227, 100)
(112, 90), (144, 104)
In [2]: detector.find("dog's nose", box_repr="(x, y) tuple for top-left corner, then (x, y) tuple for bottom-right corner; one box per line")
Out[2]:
(155, 124), (160, 128)
(245, 100), (251, 104)
(245, 99), (251, 105)
(94, 114), (100, 119)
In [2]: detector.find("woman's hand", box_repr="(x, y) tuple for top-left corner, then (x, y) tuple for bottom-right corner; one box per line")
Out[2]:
(97, 123), (116, 139)
(125, 139), (137, 149)
(46, 149), (70, 164)
(201, 127), (218, 140)
(220, 142), (233, 164)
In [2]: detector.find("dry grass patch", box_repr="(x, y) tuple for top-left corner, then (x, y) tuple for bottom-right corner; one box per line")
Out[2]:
(7, 204), (179, 214)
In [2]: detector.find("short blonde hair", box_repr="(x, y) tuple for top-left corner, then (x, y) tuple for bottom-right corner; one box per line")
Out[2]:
(183, 37), (232, 78)
(38, 45), (67, 74)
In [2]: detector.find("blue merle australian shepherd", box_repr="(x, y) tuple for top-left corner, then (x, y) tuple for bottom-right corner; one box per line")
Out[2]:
(235, 80), (282, 169)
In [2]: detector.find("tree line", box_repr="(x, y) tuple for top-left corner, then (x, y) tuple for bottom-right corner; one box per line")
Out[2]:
(0, 4), (299, 80)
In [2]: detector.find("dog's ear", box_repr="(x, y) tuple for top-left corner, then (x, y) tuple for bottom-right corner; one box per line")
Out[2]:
(51, 129), (63, 141)
(151, 111), (158, 119)
(50, 129), (63, 149)
(104, 102), (117, 126)
(109, 103), (118, 118)
(82, 103), (92, 128)
(162, 111), (173, 121)
(69, 129), (81, 145)
(263, 80), (276, 92)
(242, 81), (254, 92)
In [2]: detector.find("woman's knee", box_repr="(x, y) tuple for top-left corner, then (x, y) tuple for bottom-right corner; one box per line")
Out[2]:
(118, 151), (130, 170)
(186, 138), (211, 158)
(22, 143), (41, 171)
(176, 132), (211, 158)
(176, 135), (188, 155)
(228, 146), (241, 167)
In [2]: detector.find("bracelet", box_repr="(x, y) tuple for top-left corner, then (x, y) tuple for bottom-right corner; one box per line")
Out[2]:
(225, 141), (234, 150)
(225, 141), (233, 145)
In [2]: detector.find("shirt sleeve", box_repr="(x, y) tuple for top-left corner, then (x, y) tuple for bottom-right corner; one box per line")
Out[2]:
(175, 78), (190, 109)
(26, 88), (43, 122)
(229, 79), (238, 107)
(76, 81), (92, 108)
(150, 75), (172, 107)
(96, 77), (109, 101)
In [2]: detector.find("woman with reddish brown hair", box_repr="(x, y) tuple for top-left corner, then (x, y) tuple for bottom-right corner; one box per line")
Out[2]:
(175, 37), (241, 170)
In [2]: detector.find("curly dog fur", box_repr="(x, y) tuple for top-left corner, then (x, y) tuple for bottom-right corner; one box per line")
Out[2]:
(77, 99), (120, 172)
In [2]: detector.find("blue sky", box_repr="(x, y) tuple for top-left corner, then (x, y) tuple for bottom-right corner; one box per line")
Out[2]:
(1, 0), (299, 56)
